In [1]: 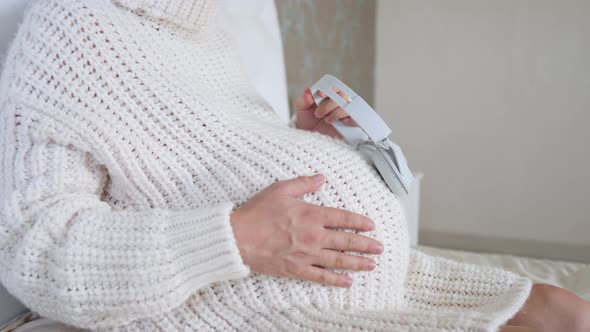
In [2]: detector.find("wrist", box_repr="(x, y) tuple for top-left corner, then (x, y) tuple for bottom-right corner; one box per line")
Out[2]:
(229, 209), (249, 265)
(288, 112), (299, 129)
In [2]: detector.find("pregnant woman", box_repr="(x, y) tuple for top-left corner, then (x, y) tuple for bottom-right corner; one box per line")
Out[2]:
(1, 1), (588, 331)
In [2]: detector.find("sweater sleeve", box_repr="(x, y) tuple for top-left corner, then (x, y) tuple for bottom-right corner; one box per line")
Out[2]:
(0, 113), (250, 329)
(288, 111), (298, 128)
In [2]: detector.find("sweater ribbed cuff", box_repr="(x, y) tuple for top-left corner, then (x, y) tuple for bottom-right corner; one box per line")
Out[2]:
(64, 202), (251, 328)
(288, 112), (298, 129)
(167, 202), (251, 289)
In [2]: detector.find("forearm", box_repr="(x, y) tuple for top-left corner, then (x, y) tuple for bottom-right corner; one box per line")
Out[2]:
(0, 116), (249, 328)
(1, 199), (249, 329)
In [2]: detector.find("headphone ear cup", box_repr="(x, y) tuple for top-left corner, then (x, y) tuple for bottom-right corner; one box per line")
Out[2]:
(359, 143), (407, 197)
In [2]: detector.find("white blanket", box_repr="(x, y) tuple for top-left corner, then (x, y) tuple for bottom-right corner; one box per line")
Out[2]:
(418, 245), (590, 301)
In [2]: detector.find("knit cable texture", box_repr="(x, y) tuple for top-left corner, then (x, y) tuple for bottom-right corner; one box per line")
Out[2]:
(0, 1), (531, 331)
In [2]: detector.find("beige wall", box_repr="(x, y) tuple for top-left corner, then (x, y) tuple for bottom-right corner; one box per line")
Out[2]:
(376, 1), (590, 252)
(276, 0), (376, 110)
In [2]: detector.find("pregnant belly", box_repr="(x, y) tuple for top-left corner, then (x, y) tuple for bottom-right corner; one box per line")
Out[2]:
(212, 125), (412, 311)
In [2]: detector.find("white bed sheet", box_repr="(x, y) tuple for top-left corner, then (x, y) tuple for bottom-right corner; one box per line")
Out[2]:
(417, 245), (590, 301)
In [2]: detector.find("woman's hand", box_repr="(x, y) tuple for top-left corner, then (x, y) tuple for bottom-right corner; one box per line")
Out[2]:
(294, 88), (359, 139)
(230, 174), (383, 288)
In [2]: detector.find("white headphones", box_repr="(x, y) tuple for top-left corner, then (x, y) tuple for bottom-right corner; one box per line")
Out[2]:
(311, 75), (414, 197)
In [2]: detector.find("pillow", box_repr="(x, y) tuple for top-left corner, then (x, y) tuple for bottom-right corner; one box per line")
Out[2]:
(217, 0), (290, 123)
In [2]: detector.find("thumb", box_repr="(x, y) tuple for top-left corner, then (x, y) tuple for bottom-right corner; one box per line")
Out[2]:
(294, 88), (316, 112)
(275, 174), (325, 198)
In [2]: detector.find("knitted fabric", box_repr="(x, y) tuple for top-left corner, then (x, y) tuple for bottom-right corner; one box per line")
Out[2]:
(0, 1), (532, 331)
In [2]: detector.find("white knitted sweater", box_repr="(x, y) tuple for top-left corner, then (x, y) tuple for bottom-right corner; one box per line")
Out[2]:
(0, 1), (532, 331)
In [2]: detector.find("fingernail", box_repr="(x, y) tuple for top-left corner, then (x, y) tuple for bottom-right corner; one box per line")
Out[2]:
(366, 260), (376, 271)
(373, 244), (384, 254)
(367, 220), (376, 230)
(343, 276), (353, 287)
(312, 174), (324, 183)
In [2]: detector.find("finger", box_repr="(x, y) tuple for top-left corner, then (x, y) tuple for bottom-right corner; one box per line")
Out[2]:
(341, 117), (359, 126)
(323, 229), (384, 255)
(319, 207), (375, 231)
(300, 265), (353, 288)
(294, 88), (316, 112)
(499, 327), (540, 332)
(324, 108), (349, 125)
(332, 87), (351, 103)
(316, 249), (376, 271)
(326, 87), (351, 101)
(304, 89), (315, 107)
(315, 88), (352, 118)
(271, 174), (325, 198)
(314, 98), (339, 119)
(318, 88), (350, 101)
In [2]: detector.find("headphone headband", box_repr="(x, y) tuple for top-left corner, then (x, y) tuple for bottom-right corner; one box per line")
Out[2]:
(310, 75), (392, 146)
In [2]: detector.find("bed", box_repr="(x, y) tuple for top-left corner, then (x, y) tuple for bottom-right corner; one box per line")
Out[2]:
(0, 1), (588, 331)
(418, 246), (590, 301)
